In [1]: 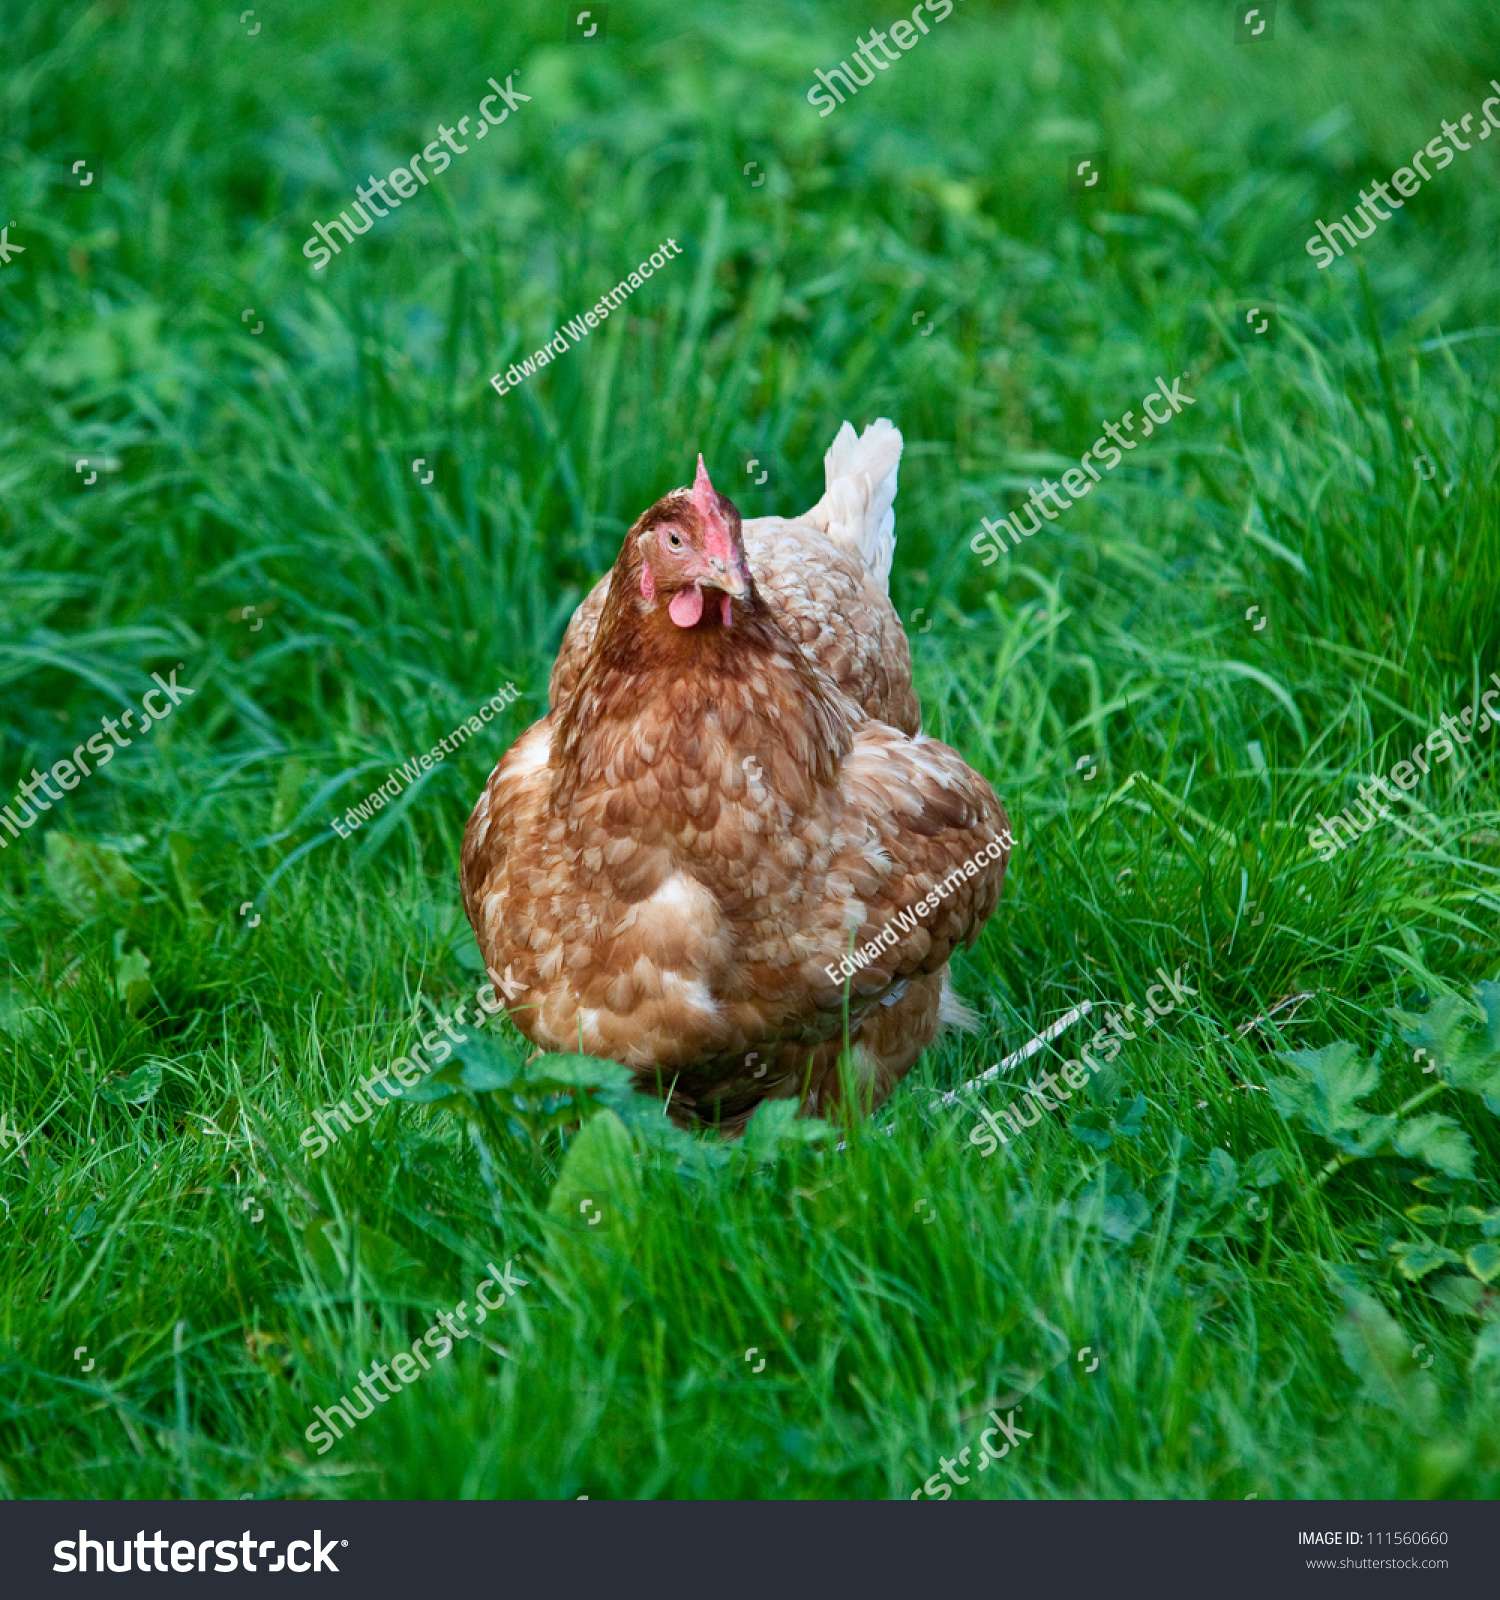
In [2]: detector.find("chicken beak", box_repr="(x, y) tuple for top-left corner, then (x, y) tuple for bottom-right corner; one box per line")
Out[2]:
(705, 556), (749, 599)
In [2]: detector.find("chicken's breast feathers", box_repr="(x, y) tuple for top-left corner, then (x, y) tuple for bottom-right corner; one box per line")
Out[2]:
(462, 610), (1008, 1116)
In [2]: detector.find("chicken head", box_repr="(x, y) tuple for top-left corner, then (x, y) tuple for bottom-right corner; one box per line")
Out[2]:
(637, 456), (754, 629)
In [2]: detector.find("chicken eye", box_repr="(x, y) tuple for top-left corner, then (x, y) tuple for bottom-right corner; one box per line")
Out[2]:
(666, 531), (684, 551)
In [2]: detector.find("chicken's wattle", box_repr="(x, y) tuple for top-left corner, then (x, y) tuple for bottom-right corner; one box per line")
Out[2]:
(669, 585), (704, 627)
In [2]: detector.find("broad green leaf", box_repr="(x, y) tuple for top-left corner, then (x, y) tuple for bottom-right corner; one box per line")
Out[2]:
(1266, 1041), (1379, 1141)
(300, 1218), (444, 1298)
(1412, 1174), (1458, 1193)
(1099, 1189), (1151, 1243)
(547, 1108), (641, 1231)
(112, 929), (152, 1013)
(97, 1059), (163, 1106)
(1202, 1146), (1239, 1208)
(1262, 1072), (1313, 1124)
(1062, 1172), (1151, 1243)
(739, 1098), (801, 1164)
(459, 1059), (521, 1093)
(524, 1052), (635, 1093)
(1393, 1114), (1475, 1180)
(738, 1098), (833, 1165)
(1473, 980), (1500, 1055)
(1453, 1205), (1500, 1233)
(1389, 1238), (1462, 1281)
(1333, 1286), (1438, 1427)
(1466, 1241), (1500, 1285)
(1404, 1204), (1448, 1226)
(1333, 1112), (1398, 1159)
(606, 1090), (732, 1176)
(1428, 1275), (1485, 1316)
(300, 1218), (348, 1286)
(457, 1039), (523, 1093)
(438, 1030), (521, 1081)
(1245, 1148), (1282, 1187)
(1068, 1107), (1114, 1150)
(44, 833), (139, 922)
(1115, 1092), (1149, 1139)
(1394, 986), (1500, 1110)
(166, 833), (211, 931)
(1392, 993), (1473, 1070)
(1471, 1322), (1500, 1372)
(1086, 1063), (1123, 1106)
(400, 1075), (465, 1105)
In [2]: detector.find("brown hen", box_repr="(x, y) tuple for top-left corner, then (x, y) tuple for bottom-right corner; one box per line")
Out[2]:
(460, 419), (1010, 1133)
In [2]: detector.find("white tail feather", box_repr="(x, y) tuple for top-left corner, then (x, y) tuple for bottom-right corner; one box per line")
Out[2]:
(811, 418), (903, 592)
(937, 973), (980, 1034)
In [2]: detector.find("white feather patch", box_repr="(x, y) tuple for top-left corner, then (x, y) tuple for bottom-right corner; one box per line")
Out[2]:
(816, 418), (903, 592)
(937, 974), (980, 1033)
(508, 723), (551, 775)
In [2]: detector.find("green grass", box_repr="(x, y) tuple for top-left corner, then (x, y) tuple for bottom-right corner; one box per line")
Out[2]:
(2, 0), (1499, 1499)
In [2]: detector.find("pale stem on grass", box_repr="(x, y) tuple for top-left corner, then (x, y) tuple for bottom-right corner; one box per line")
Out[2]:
(173, 1317), (195, 1498)
(937, 1003), (1094, 1107)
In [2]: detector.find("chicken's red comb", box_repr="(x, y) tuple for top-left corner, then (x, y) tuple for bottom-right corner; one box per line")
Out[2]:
(691, 453), (736, 564)
(691, 454), (718, 521)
